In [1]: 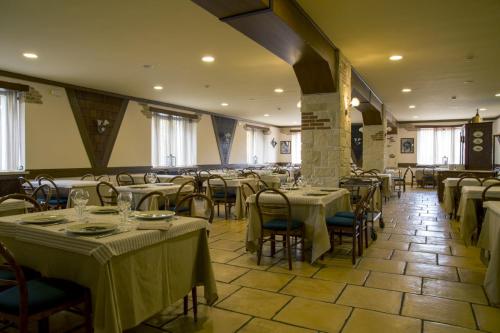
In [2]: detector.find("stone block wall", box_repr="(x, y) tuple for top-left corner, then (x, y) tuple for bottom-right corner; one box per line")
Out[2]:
(362, 124), (387, 171)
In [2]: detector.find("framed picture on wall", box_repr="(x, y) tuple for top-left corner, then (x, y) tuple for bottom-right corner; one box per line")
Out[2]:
(280, 141), (291, 154)
(401, 138), (414, 153)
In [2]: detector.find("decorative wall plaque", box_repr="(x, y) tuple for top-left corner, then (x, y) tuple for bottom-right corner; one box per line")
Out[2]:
(211, 115), (237, 165)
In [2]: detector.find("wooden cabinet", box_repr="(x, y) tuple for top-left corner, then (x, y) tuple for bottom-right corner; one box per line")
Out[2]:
(462, 122), (493, 170)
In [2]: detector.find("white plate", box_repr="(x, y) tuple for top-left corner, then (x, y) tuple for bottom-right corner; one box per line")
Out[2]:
(134, 210), (175, 220)
(20, 214), (66, 224)
(66, 223), (118, 235)
(89, 207), (120, 214)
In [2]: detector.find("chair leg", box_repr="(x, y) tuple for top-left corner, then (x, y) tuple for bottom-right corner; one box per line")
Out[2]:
(286, 235), (292, 270)
(84, 291), (93, 333)
(257, 237), (263, 266)
(358, 229), (363, 256)
(183, 296), (188, 315)
(192, 287), (198, 322)
(351, 233), (356, 265)
(38, 318), (49, 333)
(270, 234), (275, 257)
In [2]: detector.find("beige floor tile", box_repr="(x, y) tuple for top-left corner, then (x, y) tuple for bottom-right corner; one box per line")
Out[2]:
(427, 225), (451, 231)
(217, 287), (291, 319)
(406, 263), (458, 281)
(336, 285), (402, 314)
(451, 245), (482, 258)
(426, 237), (464, 246)
(227, 253), (281, 270)
(314, 266), (369, 285)
(457, 267), (486, 285)
(216, 232), (247, 241)
(268, 259), (322, 277)
(472, 304), (500, 333)
(423, 321), (483, 333)
(410, 243), (451, 255)
(209, 248), (243, 263)
(125, 324), (166, 332)
(389, 234), (427, 243)
(209, 282), (240, 304)
(362, 247), (393, 259)
(343, 308), (421, 333)
(422, 278), (488, 304)
(392, 227), (418, 235)
(372, 240), (410, 251)
(357, 257), (406, 274)
(365, 271), (422, 293)
(212, 263), (249, 283)
(280, 276), (345, 302)
(402, 294), (476, 329)
(162, 305), (250, 333)
(438, 254), (486, 270)
(274, 297), (351, 332)
(392, 250), (437, 264)
(209, 239), (246, 251)
(238, 318), (315, 333)
(232, 269), (294, 292)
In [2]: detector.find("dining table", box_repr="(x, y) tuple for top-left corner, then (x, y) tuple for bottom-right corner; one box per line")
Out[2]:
(0, 208), (217, 333)
(246, 187), (351, 263)
(31, 179), (101, 207)
(0, 198), (32, 217)
(115, 183), (194, 210)
(129, 173), (195, 185)
(478, 201), (500, 306)
(442, 178), (482, 215)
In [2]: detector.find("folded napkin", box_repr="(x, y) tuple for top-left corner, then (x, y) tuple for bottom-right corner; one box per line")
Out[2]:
(136, 221), (172, 231)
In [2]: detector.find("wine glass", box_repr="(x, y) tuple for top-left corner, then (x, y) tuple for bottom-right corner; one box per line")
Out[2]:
(117, 192), (133, 224)
(71, 189), (90, 222)
(146, 172), (158, 184)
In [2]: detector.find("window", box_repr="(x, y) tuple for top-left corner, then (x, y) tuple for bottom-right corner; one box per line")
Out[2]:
(417, 127), (462, 165)
(291, 131), (301, 164)
(151, 113), (197, 167)
(246, 128), (265, 164)
(0, 91), (25, 171)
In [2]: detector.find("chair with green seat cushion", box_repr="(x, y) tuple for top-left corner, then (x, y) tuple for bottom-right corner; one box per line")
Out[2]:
(170, 180), (197, 216)
(37, 177), (66, 210)
(136, 191), (168, 211)
(0, 266), (40, 292)
(0, 241), (92, 333)
(255, 188), (305, 270)
(207, 175), (237, 219)
(332, 211), (367, 220)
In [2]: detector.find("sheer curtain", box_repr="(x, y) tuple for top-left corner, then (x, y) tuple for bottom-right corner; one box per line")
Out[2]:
(246, 128), (265, 164)
(151, 113), (197, 167)
(417, 127), (462, 165)
(291, 132), (301, 164)
(0, 91), (25, 171)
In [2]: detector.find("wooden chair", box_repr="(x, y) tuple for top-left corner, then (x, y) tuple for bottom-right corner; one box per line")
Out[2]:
(0, 194), (43, 213)
(479, 183), (500, 238)
(80, 174), (95, 181)
(18, 177), (34, 196)
(257, 179), (269, 191)
(421, 168), (436, 188)
(34, 174), (53, 181)
(96, 175), (110, 182)
(403, 167), (414, 188)
(169, 180), (197, 213)
(31, 185), (51, 211)
(96, 181), (119, 206)
(136, 191), (168, 211)
(243, 171), (260, 179)
(197, 170), (211, 193)
(143, 173), (160, 184)
(0, 241), (92, 333)
(169, 175), (185, 184)
(390, 169), (404, 197)
(255, 188), (305, 270)
(241, 182), (256, 215)
(37, 177), (67, 209)
(116, 172), (135, 186)
(453, 176), (482, 219)
(481, 177), (500, 187)
(207, 175), (236, 219)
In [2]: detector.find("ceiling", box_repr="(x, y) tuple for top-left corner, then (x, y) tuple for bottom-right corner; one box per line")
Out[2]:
(1, 1), (499, 125)
(0, 0), (300, 126)
(298, 0), (500, 121)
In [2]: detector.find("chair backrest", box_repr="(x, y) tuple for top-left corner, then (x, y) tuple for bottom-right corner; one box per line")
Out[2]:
(96, 174), (111, 182)
(456, 176), (482, 190)
(207, 175), (228, 201)
(458, 172), (475, 178)
(96, 181), (119, 206)
(255, 188), (292, 231)
(143, 172), (160, 184)
(174, 180), (197, 208)
(0, 241), (28, 321)
(37, 177), (64, 208)
(34, 174), (53, 181)
(116, 172), (135, 186)
(243, 171), (260, 179)
(80, 173), (95, 181)
(241, 182), (256, 202)
(423, 167), (435, 176)
(198, 170), (211, 179)
(175, 193), (214, 224)
(18, 177), (34, 196)
(481, 183), (500, 202)
(403, 167), (413, 179)
(31, 185), (51, 211)
(0, 194), (43, 213)
(257, 179), (269, 191)
(482, 177), (500, 187)
(136, 191), (168, 211)
(367, 169), (380, 174)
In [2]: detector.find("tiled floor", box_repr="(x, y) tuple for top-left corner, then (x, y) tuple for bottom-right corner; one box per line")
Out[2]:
(2, 188), (500, 332)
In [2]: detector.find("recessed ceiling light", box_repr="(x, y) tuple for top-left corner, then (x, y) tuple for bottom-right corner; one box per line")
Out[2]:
(274, 88), (284, 93)
(143, 64), (153, 69)
(264, 114), (270, 117)
(221, 102), (228, 107)
(297, 101), (301, 108)
(153, 85), (163, 90)
(413, 115), (419, 119)
(479, 108), (487, 111)
(409, 105), (416, 109)
(389, 55), (403, 61)
(495, 93), (500, 97)
(463, 80), (474, 84)
(201, 55), (215, 63)
(23, 52), (38, 59)
(402, 88), (412, 93)
(351, 97), (360, 107)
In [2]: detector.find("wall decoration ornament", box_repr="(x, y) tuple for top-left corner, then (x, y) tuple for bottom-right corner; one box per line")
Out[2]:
(280, 141), (291, 154)
(400, 138), (415, 154)
(211, 115), (237, 165)
(96, 119), (110, 134)
(24, 86), (43, 104)
(271, 138), (277, 148)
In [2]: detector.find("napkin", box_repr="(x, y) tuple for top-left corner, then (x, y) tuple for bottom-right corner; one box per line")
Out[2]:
(136, 221), (172, 231)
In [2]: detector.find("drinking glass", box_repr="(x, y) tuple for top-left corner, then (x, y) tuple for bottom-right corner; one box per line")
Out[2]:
(146, 172), (158, 184)
(117, 192), (133, 224)
(71, 189), (90, 222)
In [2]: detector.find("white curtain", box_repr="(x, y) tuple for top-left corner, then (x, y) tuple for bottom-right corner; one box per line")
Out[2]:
(417, 127), (462, 165)
(151, 113), (197, 167)
(291, 132), (301, 164)
(0, 91), (25, 171)
(246, 128), (265, 164)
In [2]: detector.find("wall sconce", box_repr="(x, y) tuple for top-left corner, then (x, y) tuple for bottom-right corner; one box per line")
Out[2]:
(97, 119), (110, 134)
(271, 138), (277, 148)
(351, 97), (360, 107)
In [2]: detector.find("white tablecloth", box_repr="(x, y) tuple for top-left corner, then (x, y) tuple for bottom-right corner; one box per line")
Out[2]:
(31, 179), (101, 207)
(246, 187), (351, 263)
(478, 201), (500, 305)
(0, 199), (32, 216)
(115, 183), (193, 210)
(130, 174), (194, 185)
(443, 178), (483, 215)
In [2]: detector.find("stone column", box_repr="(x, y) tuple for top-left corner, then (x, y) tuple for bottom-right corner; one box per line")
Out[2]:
(362, 115), (387, 171)
(300, 54), (352, 186)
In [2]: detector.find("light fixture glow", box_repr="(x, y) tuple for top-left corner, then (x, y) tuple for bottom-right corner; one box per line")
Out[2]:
(221, 102), (228, 107)
(351, 97), (360, 107)
(297, 101), (301, 108)
(402, 88), (412, 93)
(409, 105), (416, 109)
(274, 88), (284, 93)
(389, 55), (403, 61)
(23, 52), (38, 59)
(153, 85), (163, 90)
(264, 114), (270, 117)
(495, 93), (500, 97)
(479, 108), (487, 111)
(201, 55), (215, 63)
(413, 115), (419, 119)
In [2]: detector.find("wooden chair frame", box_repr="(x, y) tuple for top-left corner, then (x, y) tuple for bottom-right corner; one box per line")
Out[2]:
(207, 175), (235, 219)
(136, 191), (168, 211)
(0, 194), (43, 213)
(37, 177), (65, 209)
(18, 177), (34, 196)
(453, 176), (482, 219)
(116, 172), (135, 186)
(80, 174), (95, 181)
(96, 181), (119, 206)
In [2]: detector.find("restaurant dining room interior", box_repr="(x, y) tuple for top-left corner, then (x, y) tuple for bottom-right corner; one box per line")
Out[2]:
(1, 0), (500, 332)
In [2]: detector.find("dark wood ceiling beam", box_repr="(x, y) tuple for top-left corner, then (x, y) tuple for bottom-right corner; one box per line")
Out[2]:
(0, 80), (29, 92)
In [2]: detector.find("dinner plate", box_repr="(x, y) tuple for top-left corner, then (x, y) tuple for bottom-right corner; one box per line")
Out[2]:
(20, 214), (66, 224)
(134, 210), (175, 220)
(320, 189), (339, 192)
(127, 185), (149, 189)
(305, 192), (328, 196)
(154, 182), (174, 186)
(89, 207), (120, 214)
(66, 223), (118, 235)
